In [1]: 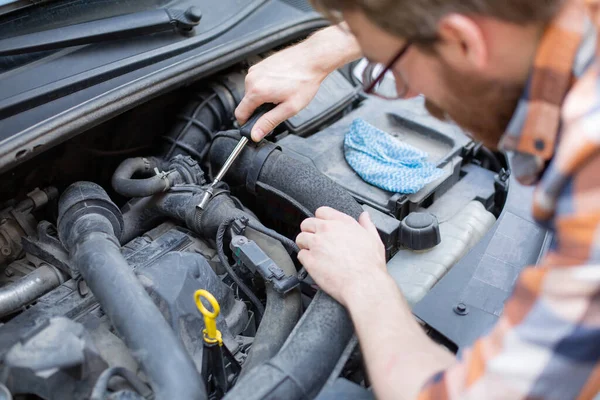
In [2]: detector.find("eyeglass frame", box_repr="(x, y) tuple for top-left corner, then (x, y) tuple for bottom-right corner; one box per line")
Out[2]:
(363, 41), (412, 99)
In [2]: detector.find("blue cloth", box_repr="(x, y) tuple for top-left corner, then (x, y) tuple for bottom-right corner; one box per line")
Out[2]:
(344, 118), (444, 194)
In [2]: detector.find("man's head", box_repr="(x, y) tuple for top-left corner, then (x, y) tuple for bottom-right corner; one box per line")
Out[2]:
(311, 0), (565, 149)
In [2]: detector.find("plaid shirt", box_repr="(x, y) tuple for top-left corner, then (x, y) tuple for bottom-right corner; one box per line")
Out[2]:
(418, 0), (600, 398)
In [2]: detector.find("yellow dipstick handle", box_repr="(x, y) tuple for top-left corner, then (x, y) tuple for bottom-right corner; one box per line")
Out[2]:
(194, 289), (223, 345)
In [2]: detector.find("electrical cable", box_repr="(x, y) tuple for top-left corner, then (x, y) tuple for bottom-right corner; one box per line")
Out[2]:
(216, 217), (265, 320)
(243, 218), (308, 281)
(245, 219), (300, 255)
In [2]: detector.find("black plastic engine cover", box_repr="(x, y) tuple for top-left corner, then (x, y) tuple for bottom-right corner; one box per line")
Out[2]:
(277, 96), (473, 220)
(137, 251), (249, 372)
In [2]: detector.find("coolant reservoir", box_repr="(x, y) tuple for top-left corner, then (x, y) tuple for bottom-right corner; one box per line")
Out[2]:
(388, 201), (496, 307)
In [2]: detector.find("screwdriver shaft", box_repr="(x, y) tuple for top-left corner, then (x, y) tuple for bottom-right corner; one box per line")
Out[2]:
(213, 136), (248, 185)
(197, 136), (249, 210)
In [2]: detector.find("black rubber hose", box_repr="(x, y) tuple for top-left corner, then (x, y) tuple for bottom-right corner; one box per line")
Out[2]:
(120, 187), (207, 244)
(120, 188), (247, 244)
(91, 367), (152, 400)
(120, 197), (168, 244)
(121, 187), (306, 275)
(224, 291), (354, 400)
(163, 93), (219, 160)
(208, 135), (364, 219)
(58, 182), (205, 400)
(240, 228), (302, 377)
(0, 264), (67, 318)
(112, 157), (174, 198)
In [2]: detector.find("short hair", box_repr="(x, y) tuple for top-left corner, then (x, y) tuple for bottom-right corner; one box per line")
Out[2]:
(311, 0), (564, 42)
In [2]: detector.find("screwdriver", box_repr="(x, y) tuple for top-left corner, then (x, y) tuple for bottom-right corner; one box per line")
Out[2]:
(197, 103), (275, 210)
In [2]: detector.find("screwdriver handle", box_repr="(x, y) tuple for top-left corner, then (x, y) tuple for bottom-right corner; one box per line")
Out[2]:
(239, 103), (276, 140)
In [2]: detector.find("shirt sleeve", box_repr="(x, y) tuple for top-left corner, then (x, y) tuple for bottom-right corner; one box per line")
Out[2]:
(417, 133), (600, 400)
(417, 260), (600, 400)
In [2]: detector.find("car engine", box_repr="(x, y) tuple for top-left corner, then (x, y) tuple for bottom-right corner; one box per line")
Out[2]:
(0, 62), (507, 400)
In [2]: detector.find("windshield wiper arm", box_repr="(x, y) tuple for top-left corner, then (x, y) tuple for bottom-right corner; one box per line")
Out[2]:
(0, 7), (202, 56)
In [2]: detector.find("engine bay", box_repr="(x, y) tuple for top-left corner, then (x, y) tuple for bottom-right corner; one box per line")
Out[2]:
(0, 60), (509, 400)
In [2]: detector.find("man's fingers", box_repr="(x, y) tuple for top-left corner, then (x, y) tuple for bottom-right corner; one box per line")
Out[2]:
(300, 218), (321, 233)
(297, 249), (313, 267)
(359, 212), (379, 239)
(296, 232), (316, 250)
(250, 103), (297, 141)
(315, 206), (355, 222)
(234, 95), (262, 126)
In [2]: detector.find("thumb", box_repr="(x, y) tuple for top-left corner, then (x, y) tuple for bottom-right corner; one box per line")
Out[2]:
(251, 103), (296, 141)
(359, 212), (379, 239)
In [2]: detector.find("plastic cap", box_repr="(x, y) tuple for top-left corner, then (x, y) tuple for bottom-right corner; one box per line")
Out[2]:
(398, 212), (440, 250)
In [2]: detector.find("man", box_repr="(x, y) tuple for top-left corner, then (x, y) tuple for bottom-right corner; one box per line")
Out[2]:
(235, 0), (600, 399)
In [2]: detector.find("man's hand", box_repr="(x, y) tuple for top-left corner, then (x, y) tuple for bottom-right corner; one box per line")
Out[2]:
(296, 206), (387, 306)
(235, 44), (327, 141)
(235, 25), (362, 141)
(297, 207), (455, 400)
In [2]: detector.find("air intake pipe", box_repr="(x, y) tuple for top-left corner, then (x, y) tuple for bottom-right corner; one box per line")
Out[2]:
(57, 182), (205, 400)
(208, 132), (364, 219)
(161, 75), (244, 161)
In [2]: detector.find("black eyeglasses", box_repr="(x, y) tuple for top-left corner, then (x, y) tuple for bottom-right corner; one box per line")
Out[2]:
(363, 41), (412, 99)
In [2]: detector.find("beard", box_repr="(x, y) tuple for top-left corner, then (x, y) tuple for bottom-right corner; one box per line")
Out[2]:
(423, 61), (525, 151)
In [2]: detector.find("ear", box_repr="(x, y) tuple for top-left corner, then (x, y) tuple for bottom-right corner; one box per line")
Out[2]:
(435, 14), (488, 71)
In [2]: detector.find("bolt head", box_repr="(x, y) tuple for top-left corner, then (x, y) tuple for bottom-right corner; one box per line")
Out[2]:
(234, 237), (248, 245)
(454, 302), (468, 315)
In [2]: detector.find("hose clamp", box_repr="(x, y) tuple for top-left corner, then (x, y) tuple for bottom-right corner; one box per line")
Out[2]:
(153, 168), (172, 192)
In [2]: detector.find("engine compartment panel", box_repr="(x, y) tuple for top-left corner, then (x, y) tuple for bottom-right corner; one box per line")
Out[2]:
(278, 96), (477, 219)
